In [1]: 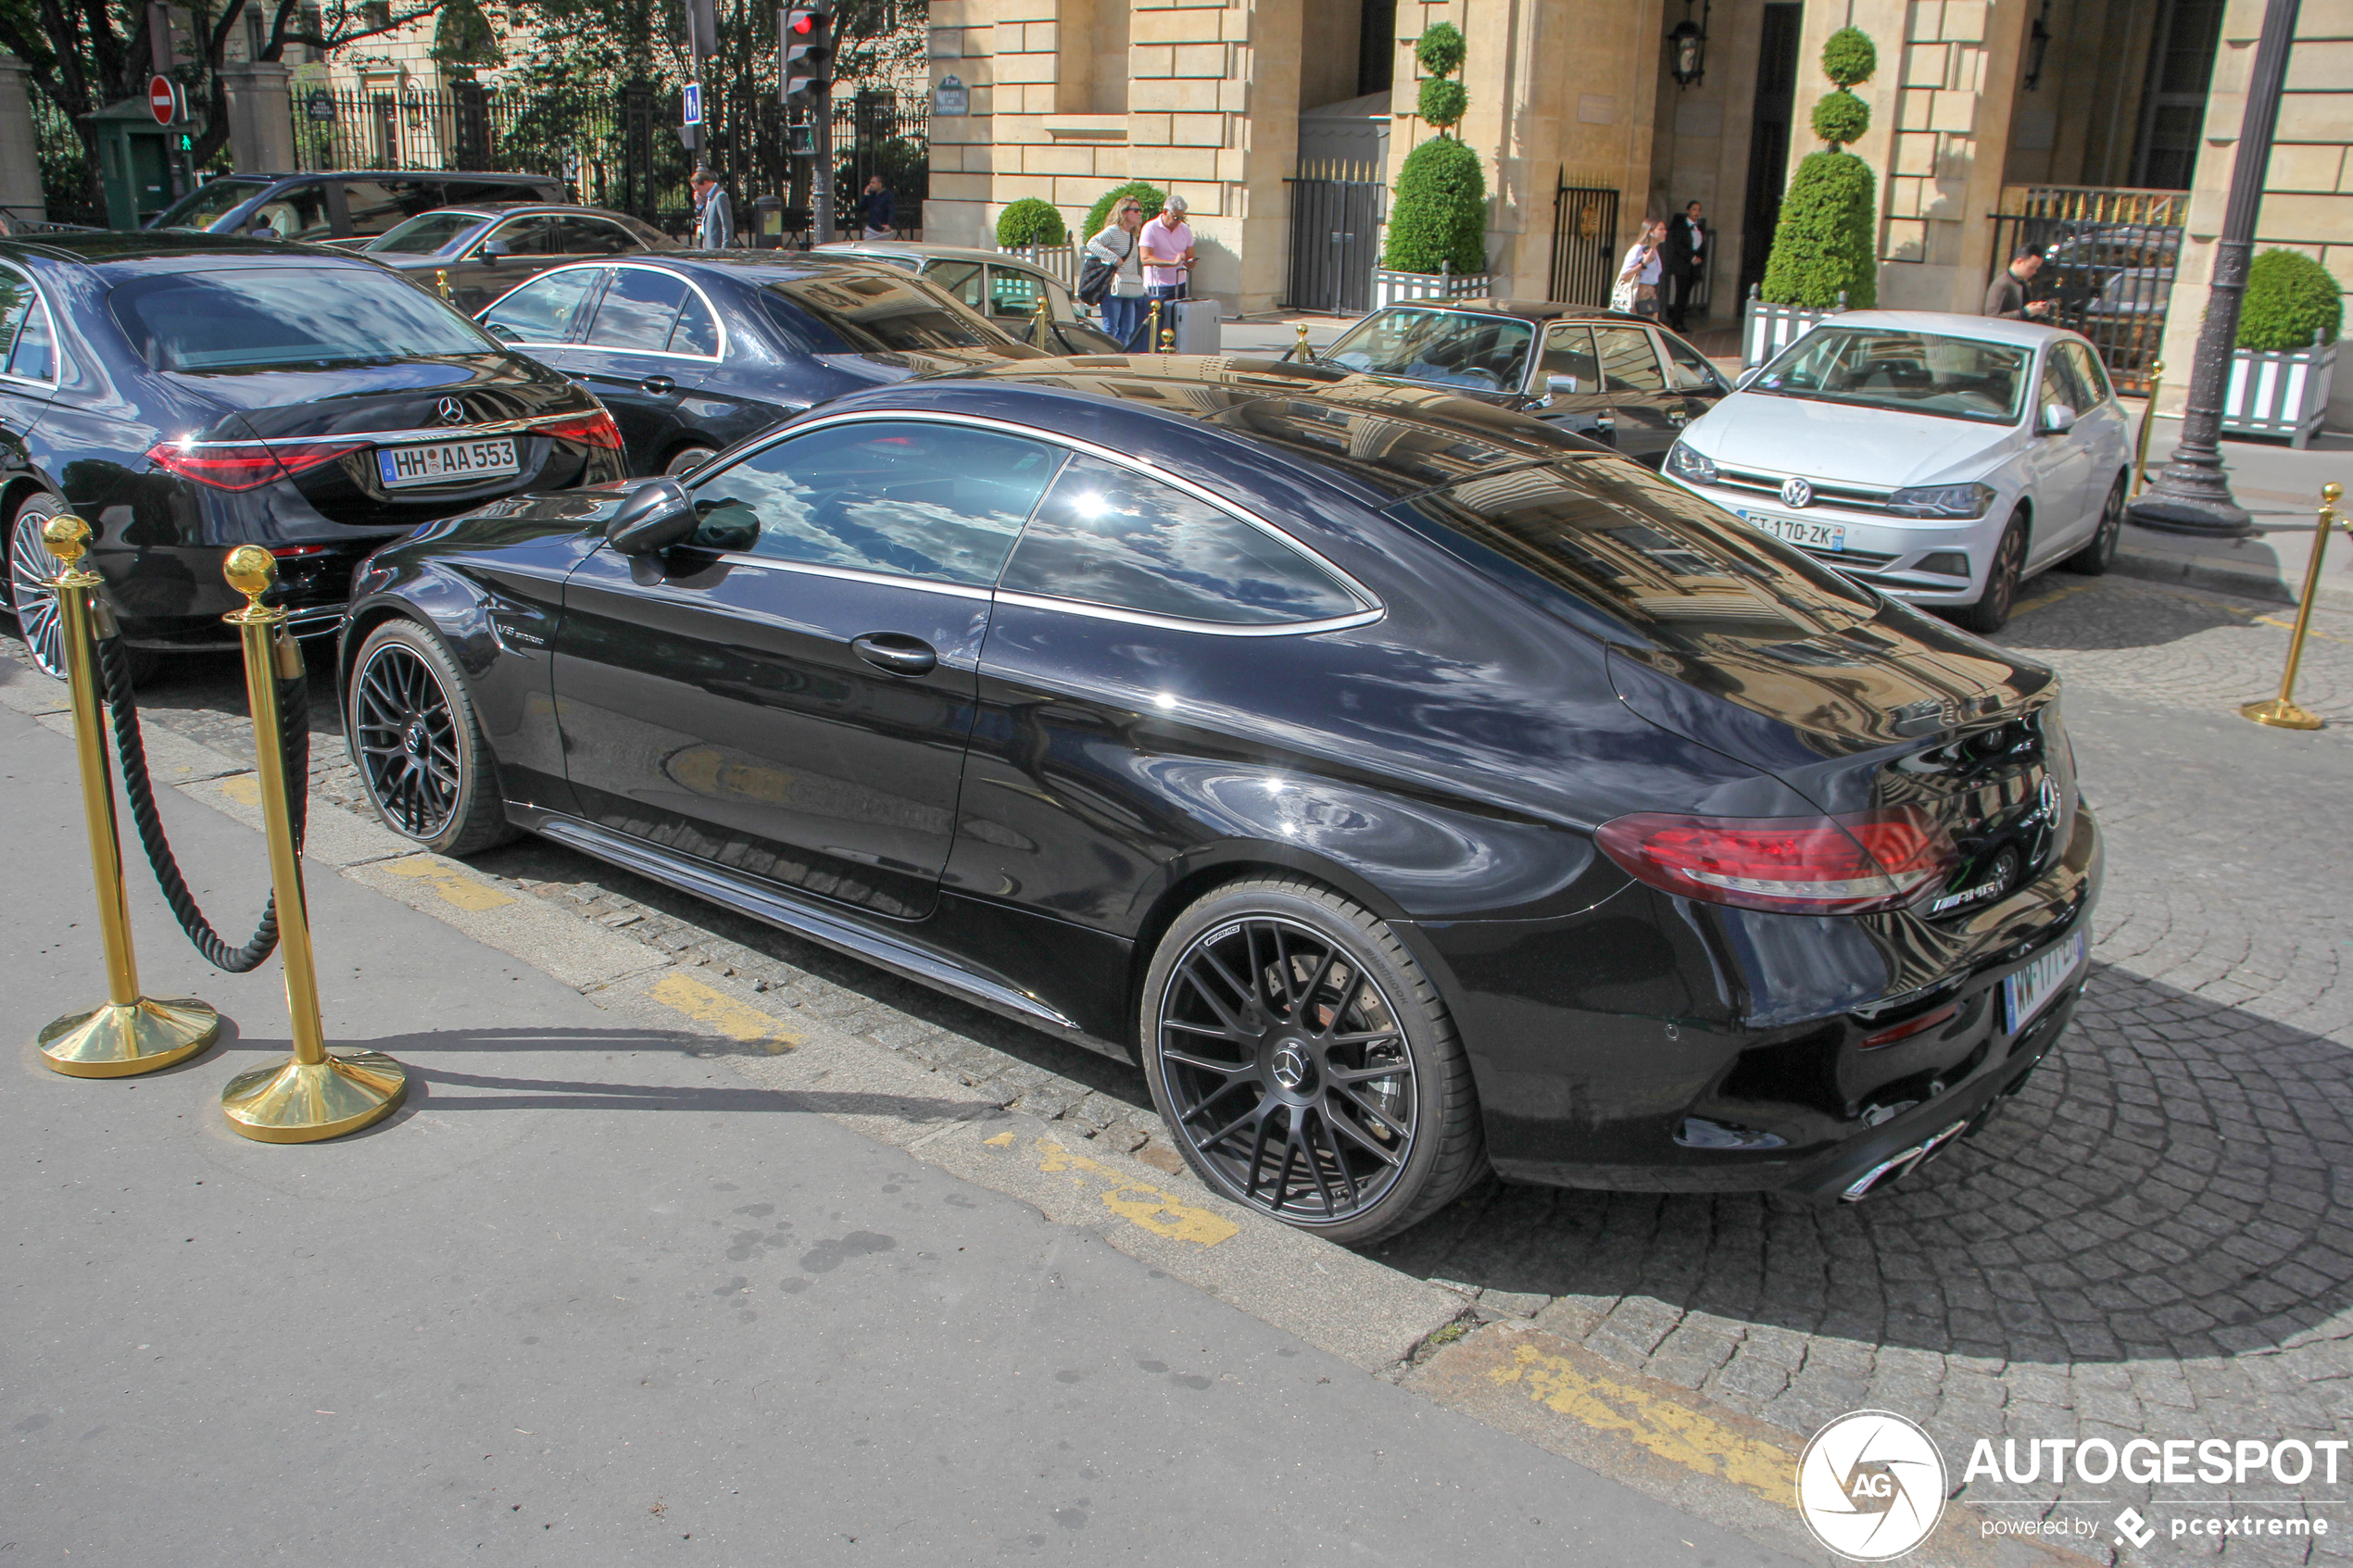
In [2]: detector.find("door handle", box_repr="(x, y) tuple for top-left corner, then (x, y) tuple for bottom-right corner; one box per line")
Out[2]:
(1593, 414), (1615, 428)
(850, 633), (937, 676)
(641, 374), (675, 395)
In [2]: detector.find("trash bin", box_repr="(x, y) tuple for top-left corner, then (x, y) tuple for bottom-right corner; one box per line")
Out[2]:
(1172, 297), (1222, 354)
(752, 194), (782, 249)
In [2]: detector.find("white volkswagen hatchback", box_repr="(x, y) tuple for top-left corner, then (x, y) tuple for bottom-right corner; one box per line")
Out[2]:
(1665, 310), (2132, 633)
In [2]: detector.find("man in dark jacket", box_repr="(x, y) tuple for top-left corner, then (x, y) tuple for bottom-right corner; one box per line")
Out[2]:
(1662, 200), (1708, 330)
(1984, 245), (2054, 320)
(856, 177), (895, 240)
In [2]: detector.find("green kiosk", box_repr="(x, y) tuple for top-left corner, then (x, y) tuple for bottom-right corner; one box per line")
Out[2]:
(87, 97), (186, 231)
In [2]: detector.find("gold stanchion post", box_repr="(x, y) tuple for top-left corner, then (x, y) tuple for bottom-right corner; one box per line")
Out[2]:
(33, 515), (220, 1076)
(2240, 482), (2347, 731)
(1145, 299), (1161, 356)
(1030, 291), (1054, 350)
(2133, 360), (2164, 497)
(1159, 324), (1176, 354)
(215, 547), (406, 1142)
(1293, 321), (1314, 362)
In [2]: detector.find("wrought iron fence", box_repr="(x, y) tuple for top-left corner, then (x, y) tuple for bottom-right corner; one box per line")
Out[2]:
(1284, 162), (1383, 315)
(30, 95), (100, 227)
(1987, 185), (2190, 395)
(1549, 179), (1620, 308)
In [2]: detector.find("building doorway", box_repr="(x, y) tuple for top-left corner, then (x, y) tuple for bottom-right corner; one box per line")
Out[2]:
(1737, 3), (1801, 299)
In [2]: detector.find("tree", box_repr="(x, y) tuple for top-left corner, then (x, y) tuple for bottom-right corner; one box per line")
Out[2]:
(1380, 22), (1484, 275)
(1761, 25), (1880, 308)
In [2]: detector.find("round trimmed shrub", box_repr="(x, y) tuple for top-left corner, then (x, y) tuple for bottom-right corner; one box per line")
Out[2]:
(1081, 181), (1165, 242)
(1811, 88), (1869, 151)
(1761, 149), (1878, 308)
(2238, 248), (2344, 350)
(1381, 134), (1487, 275)
(1415, 20), (1466, 80)
(1821, 25), (1877, 88)
(995, 197), (1067, 248)
(1417, 77), (1467, 132)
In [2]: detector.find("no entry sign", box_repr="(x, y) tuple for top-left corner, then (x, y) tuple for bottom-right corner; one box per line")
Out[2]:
(147, 74), (180, 125)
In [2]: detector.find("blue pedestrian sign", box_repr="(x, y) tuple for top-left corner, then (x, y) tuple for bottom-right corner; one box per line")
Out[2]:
(683, 82), (703, 128)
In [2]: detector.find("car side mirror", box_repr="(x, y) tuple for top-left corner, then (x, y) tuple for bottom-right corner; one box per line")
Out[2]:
(1544, 373), (1584, 395)
(482, 238), (509, 262)
(605, 479), (697, 554)
(2039, 402), (2078, 435)
(1734, 366), (1763, 391)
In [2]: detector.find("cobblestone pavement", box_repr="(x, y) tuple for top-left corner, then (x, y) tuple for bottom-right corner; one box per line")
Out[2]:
(7, 570), (2352, 1562)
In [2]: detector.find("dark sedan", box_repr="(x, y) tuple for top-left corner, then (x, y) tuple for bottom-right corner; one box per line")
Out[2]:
(363, 203), (678, 314)
(0, 233), (622, 681)
(338, 355), (2098, 1241)
(1315, 300), (1732, 466)
(475, 254), (1052, 477)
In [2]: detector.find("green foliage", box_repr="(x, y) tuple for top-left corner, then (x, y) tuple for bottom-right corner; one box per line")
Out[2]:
(1415, 20), (1466, 80)
(1810, 88), (1869, 149)
(1082, 181), (1165, 241)
(2239, 248), (2345, 350)
(1821, 25), (1877, 88)
(1382, 134), (1487, 275)
(432, 0), (507, 75)
(1761, 150), (1878, 308)
(995, 197), (1068, 249)
(1417, 77), (1467, 132)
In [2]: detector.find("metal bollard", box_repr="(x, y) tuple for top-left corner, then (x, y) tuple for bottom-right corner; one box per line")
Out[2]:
(32, 514), (221, 1076)
(1293, 321), (1314, 362)
(1030, 292), (1054, 351)
(1160, 324), (1176, 355)
(214, 547), (408, 1142)
(2133, 360), (2164, 497)
(1145, 299), (1162, 357)
(2240, 482), (2347, 731)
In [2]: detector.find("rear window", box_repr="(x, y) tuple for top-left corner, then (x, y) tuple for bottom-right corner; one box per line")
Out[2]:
(150, 177), (271, 232)
(109, 266), (494, 371)
(761, 271), (1007, 353)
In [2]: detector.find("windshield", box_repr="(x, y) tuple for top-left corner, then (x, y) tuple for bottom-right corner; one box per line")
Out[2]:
(762, 271), (1009, 353)
(1750, 327), (2030, 425)
(365, 211), (492, 256)
(109, 266), (497, 371)
(1324, 309), (1534, 395)
(149, 177), (271, 232)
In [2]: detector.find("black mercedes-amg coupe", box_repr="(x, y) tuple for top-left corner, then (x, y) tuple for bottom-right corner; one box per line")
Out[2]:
(338, 356), (2100, 1241)
(0, 232), (623, 681)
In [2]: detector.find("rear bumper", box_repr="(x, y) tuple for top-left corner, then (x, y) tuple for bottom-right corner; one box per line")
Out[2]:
(90, 536), (406, 651)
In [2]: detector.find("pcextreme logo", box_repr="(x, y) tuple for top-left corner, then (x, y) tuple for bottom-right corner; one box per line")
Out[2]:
(1796, 1411), (1948, 1561)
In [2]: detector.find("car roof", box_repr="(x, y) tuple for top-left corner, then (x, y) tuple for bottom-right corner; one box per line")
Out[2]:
(548, 251), (912, 283)
(405, 202), (647, 220)
(0, 231), (389, 270)
(1362, 297), (1658, 328)
(239, 169), (559, 184)
(1809, 308), (2078, 347)
(818, 241), (1030, 270)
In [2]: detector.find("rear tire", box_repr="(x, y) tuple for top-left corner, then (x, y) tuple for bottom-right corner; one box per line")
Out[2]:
(1951, 509), (2028, 634)
(1139, 876), (1487, 1245)
(2062, 472), (2126, 574)
(6, 491), (69, 678)
(345, 619), (512, 856)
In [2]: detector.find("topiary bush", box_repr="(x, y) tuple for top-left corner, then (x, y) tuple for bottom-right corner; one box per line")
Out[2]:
(1381, 135), (1487, 275)
(995, 197), (1068, 248)
(1415, 20), (1466, 81)
(1081, 181), (1165, 242)
(1417, 78), (1467, 132)
(2238, 248), (2344, 351)
(1811, 89), (1869, 150)
(1761, 151), (1878, 308)
(1820, 25), (1876, 88)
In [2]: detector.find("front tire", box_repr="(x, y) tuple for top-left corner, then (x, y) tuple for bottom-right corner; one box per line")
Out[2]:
(6, 491), (69, 678)
(1139, 876), (1486, 1244)
(1951, 509), (2028, 634)
(346, 619), (511, 855)
(2062, 472), (2126, 574)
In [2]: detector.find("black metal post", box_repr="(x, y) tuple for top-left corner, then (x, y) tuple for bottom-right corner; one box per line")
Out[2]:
(812, 91), (833, 244)
(2127, 0), (2301, 537)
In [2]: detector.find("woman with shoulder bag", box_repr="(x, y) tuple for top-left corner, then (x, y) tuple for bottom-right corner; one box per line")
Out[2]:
(1612, 220), (1665, 317)
(1082, 198), (1149, 351)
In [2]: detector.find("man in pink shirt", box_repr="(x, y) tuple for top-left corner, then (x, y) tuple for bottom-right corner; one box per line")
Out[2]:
(1139, 194), (1195, 321)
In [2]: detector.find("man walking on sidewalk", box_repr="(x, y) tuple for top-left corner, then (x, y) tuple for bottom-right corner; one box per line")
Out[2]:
(691, 168), (734, 251)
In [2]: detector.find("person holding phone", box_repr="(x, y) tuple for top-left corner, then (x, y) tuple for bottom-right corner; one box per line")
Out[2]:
(1140, 194), (1196, 332)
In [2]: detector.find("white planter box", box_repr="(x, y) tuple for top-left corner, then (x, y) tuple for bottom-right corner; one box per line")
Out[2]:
(998, 242), (1078, 289)
(2222, 341), (2336, 447)
(1741, 288), (1848, 368)
(1371, 266), (1493, 307)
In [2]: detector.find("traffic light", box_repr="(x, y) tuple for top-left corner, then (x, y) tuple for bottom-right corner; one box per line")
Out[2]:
(781, 4), (831, 108)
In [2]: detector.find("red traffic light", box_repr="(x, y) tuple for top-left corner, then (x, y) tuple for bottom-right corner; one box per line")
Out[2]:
(789, 12), (812, 31)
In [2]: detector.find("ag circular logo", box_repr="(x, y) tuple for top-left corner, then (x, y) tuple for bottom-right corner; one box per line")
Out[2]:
(1795, 1410), (1946, 1561)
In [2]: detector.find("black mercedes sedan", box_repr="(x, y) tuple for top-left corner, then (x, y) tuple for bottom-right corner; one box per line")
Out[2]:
(0, 233), (622, 681)
(1315, 300), (1732, 467)
(339, 357), (2099, 1242)
(475, 254), (1053, 478)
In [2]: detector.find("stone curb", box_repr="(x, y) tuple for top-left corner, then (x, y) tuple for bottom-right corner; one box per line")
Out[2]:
(2112, 537), (2352, 612)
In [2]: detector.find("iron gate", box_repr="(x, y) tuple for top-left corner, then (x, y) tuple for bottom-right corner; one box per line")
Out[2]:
(1987, 186), (2189, 394)
(1550, 180), (1619, 307)
(1283, 164), (1383, 314)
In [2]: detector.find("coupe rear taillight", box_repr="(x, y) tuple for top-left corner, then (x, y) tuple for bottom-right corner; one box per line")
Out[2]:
(147, 439), (370, 491)
(1595, 807), (1958, 915)
(535, 410), (624, 450)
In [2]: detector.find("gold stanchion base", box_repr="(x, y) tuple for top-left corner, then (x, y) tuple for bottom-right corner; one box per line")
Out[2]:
(39, 997), (220, 1078)
(220, 1051), (407, 1144)
(2241, 697), (2325, 731)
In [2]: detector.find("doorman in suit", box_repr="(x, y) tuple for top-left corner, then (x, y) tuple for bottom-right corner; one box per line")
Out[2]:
(1663, 200), (1708, 331)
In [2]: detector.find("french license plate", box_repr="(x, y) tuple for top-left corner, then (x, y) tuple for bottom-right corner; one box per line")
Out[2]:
(2003, 929), (2086, 1033)
(376, 436), (520, 489)
(1740, 509), (1846, 552)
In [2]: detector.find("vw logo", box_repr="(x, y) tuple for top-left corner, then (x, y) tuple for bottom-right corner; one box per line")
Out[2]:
(435, 396), (466, 426)
(1780, 476), (1814, 509)
(1271, 1043), (1311, 1091)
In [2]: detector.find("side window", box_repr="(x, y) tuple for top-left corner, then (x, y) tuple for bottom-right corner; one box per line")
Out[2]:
(9, 291), (54, 381)
(1540, 323), (1600, 391)
(2037, 353), (2075, 416)
(558, 216), (635, 256)
(988, 266), (1042, 318)
(0, 269), (32, 370)
(1000, 453), (1362, 626)
(480, 269), (599, 344)
(444, 179), (556, 207)
(688, 420), (1060, 586)
(585, 268), (688, 351)
(486, 216), (559, 257)
(1658, 332), (1723, 393)
(667, 289), (721, 357)
(1593, 325), (1667, 392)
(339, 180), (434, 237)
(2062, 342), (2110, 407)
(253, 185), (333, 242)
(925, 260), (986, 313)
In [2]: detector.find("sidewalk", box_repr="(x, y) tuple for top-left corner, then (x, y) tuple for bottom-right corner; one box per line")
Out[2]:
(2115, 420), (2353, 609)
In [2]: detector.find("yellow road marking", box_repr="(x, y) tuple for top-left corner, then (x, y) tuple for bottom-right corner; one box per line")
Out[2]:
(2010, 580), (2101, 618)
(1486, 1340), (1796, 1507)
(385, 854), (518, 911)
(220, 774), (261, 804)
(997, 1135), (1238, 1247)
(2255, 613), (2353, 645)
(645, 972), (801, 1052)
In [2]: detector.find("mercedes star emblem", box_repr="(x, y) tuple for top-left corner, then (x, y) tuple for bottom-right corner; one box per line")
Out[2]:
(1780, 476), (1814, 509)
(436, 397), (466, 426)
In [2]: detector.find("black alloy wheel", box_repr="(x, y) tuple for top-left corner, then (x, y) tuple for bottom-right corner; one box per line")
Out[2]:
(1953, 509), (2029, 635)
(664, 445), (718, 478)
(2063, 473), (2127, 575)
(1142, 878), (1484, 1244)
(347, 620), (510, 855)
(6, 493), (69, 678)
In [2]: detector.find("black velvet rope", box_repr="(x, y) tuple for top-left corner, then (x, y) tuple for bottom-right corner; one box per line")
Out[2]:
(97, 630), (310, 974)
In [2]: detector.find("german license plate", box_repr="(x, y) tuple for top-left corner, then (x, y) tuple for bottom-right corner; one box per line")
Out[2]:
(377, 436), (520, 489)
(2003, 929), (2086, 1033)
(1741, 509), (1846, 551)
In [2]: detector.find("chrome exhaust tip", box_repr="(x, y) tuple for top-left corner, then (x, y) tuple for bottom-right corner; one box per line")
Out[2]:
(1840, 1119), (1969, 1202)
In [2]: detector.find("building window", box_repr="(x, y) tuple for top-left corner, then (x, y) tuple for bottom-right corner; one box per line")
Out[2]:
(2132, 0), (2225, 190)
(300, 2), (324, 61)
(361, 0), (392, 31)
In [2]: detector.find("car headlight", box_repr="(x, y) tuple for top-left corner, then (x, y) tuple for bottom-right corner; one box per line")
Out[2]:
(1885, 483), (1996, 519)
(1666, 441), (1717, 484)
